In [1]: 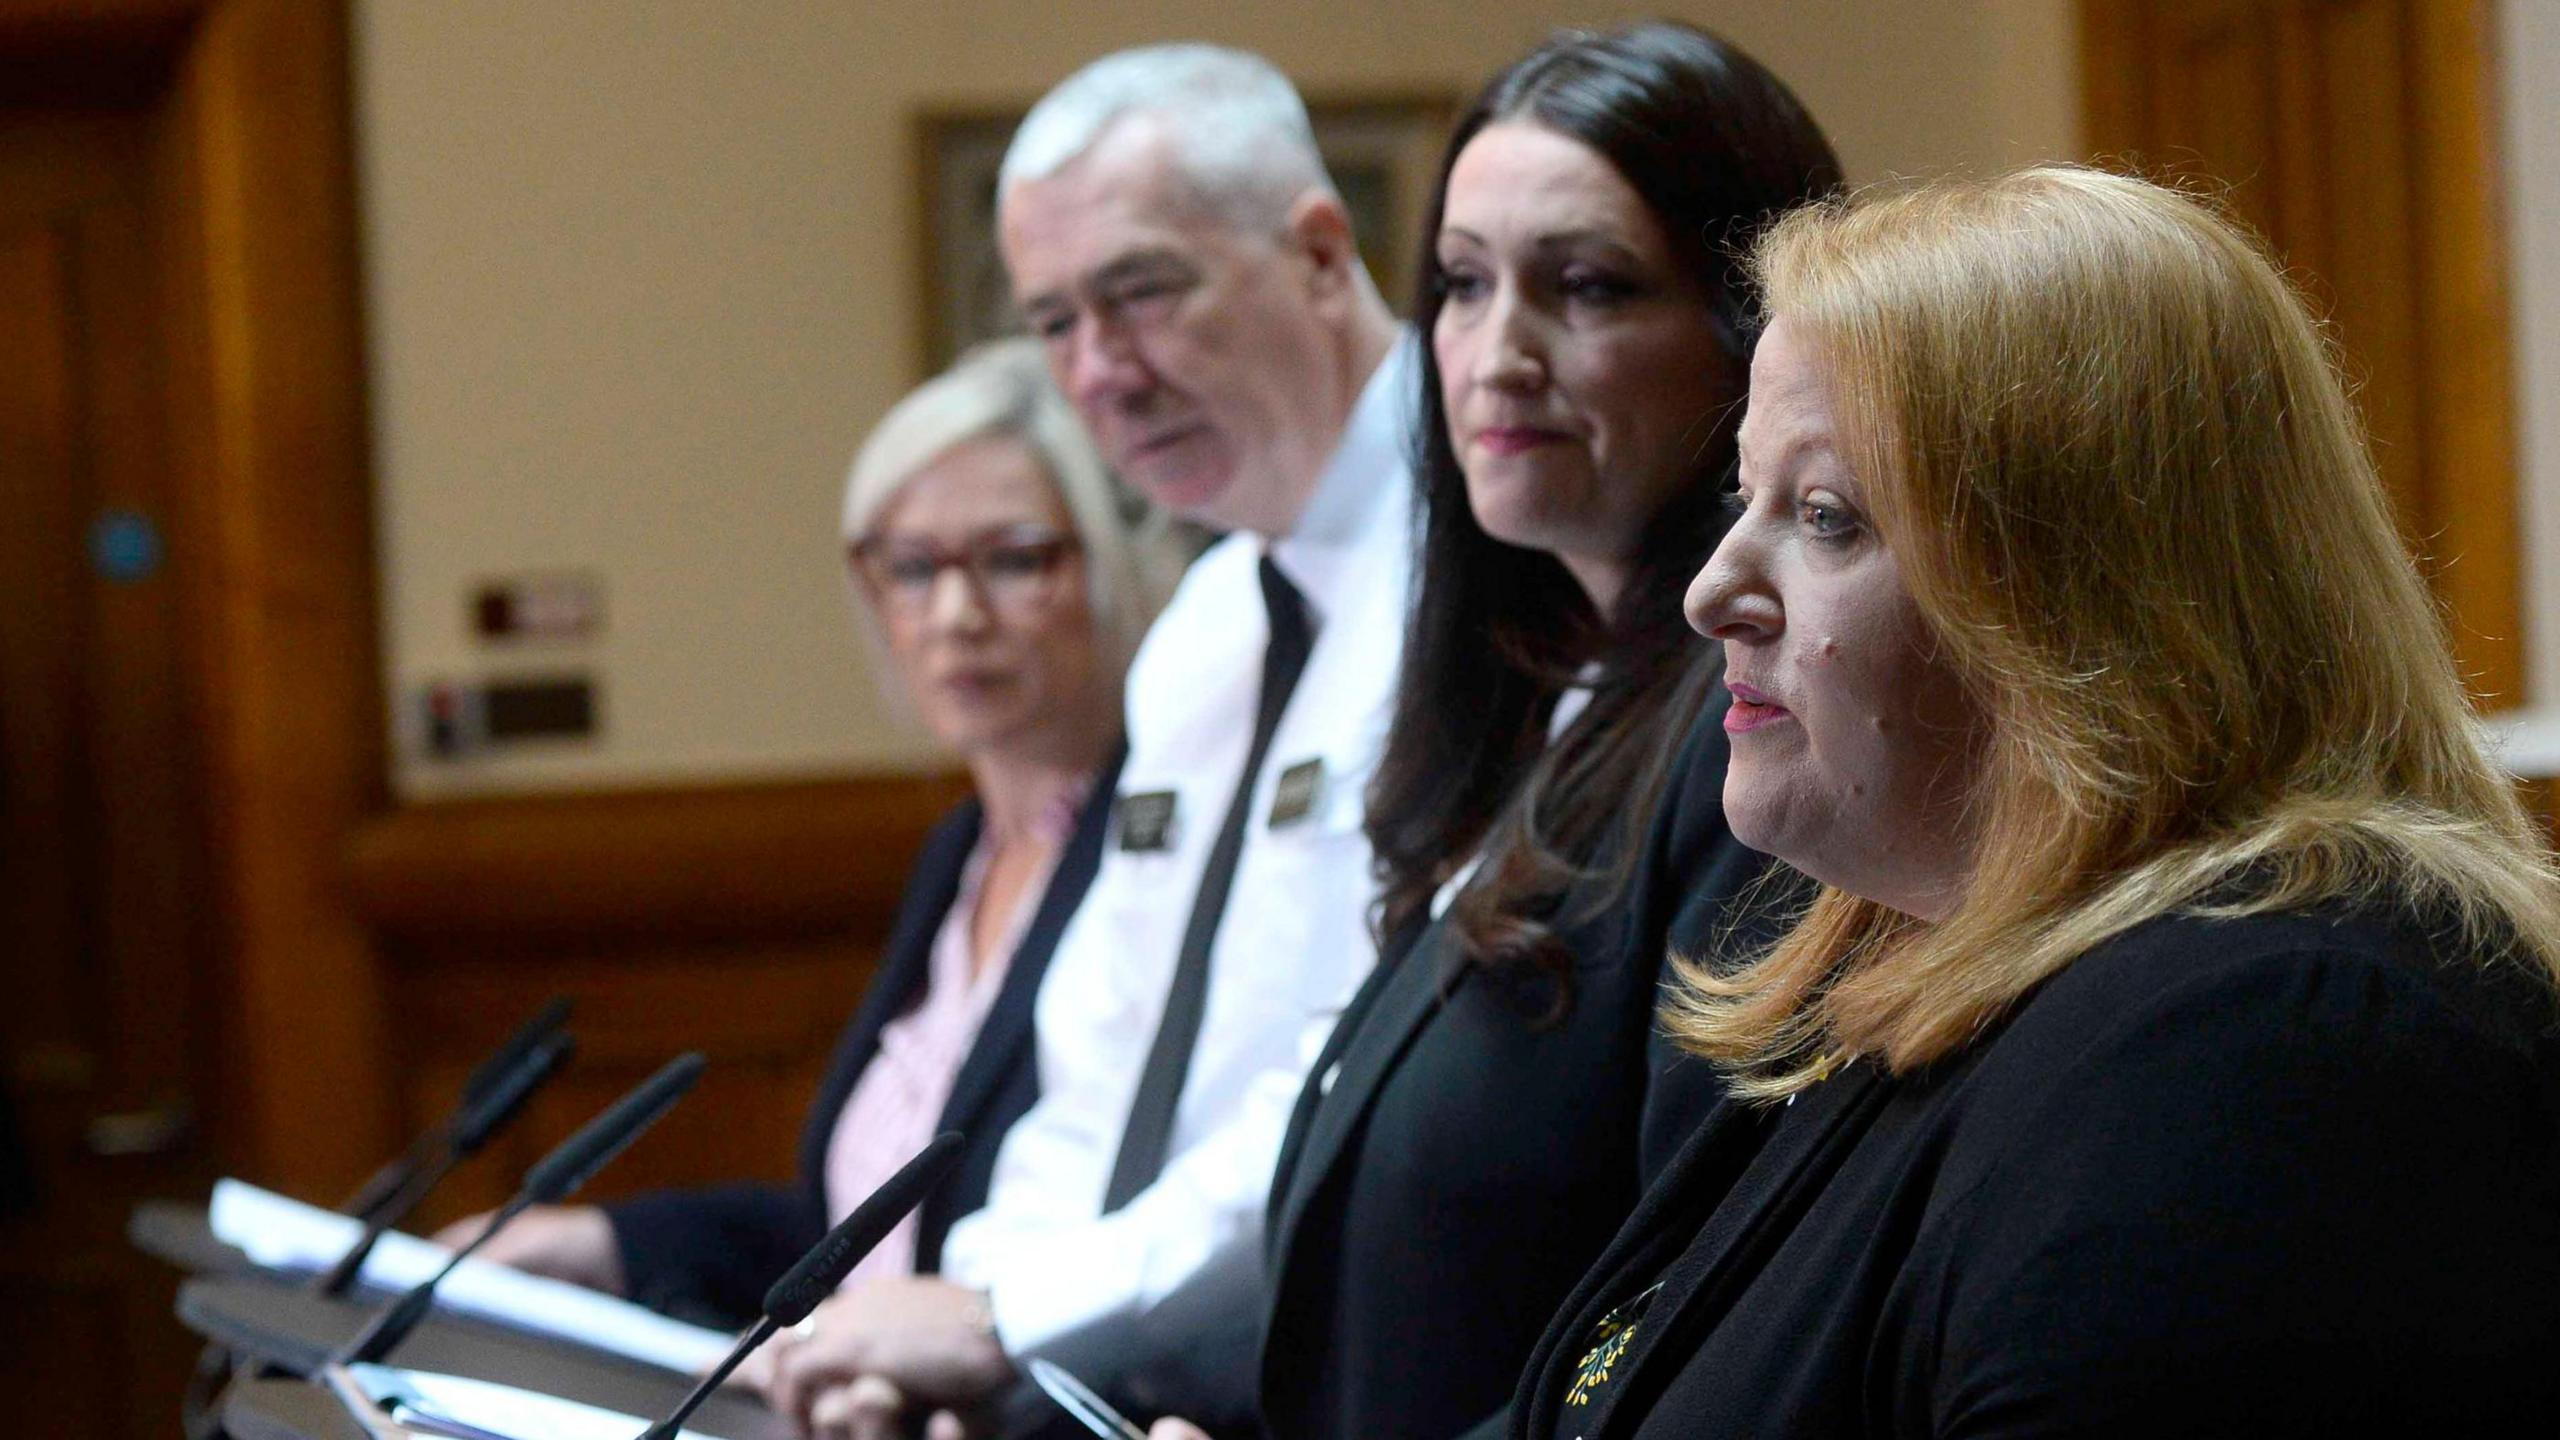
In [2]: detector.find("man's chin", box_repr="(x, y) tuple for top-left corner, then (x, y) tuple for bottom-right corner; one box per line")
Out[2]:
(1130, 460), (1234, 524)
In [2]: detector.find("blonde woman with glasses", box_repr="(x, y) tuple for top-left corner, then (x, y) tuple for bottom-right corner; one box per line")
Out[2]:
(448, 340), (1177, 1335)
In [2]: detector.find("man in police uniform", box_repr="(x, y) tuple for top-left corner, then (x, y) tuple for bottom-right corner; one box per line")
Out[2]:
(761, 43), (1413, 1440)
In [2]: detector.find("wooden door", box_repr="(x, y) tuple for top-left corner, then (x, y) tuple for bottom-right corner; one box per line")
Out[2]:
(2081, 0), (2522, 704)
(0, 0), (388, 1425)
(0, 73), (224, 1440)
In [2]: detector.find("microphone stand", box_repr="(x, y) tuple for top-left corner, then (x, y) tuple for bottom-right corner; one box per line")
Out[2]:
(338, 997), (572, 1223)
(633, 1132), (965, 1440)
(311, 1031), (575, 1299)
(326, 1051), (706, 1370)
(192, 1011), (582, 1440)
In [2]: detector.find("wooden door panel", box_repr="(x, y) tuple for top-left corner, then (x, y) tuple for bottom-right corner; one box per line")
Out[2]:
(0, 106), (204, 1138)
(2305, 0), (2426, 538)
(2156, 0), (2289, 245)
(0, 93), (217, 1440)
(0, 219), (98, 1094)
(0, 1273), (122, 1436)
(2082, 0), (2521, 702)
(2, 5), (390, 1434)
(70, 127), (208, 1118)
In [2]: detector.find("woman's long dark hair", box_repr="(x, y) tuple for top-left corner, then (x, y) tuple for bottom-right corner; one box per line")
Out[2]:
(1367, 22), (1841, 1001)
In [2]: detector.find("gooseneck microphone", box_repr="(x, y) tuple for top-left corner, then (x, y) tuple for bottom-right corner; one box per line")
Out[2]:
(312, 1030), (577, 1298)
(632, 1131), (967, 1440)
(339, 998), (573, 1223)
(330, 1051), (707, 1368)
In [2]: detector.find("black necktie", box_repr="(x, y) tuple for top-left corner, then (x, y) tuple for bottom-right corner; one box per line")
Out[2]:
(1102, 556), (1315, 1211)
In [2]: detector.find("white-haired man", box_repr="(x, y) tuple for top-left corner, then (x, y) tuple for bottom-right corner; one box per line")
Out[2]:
(763, 43), (1411, 1439)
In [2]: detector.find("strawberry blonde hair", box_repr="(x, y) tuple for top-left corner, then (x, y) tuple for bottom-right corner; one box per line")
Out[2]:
(1669, 166), (2560, 1098)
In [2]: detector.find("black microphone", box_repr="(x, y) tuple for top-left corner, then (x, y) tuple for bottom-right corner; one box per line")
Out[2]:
(632, 1131), (966, 1440)
(311, 1031), (577, 1298)
(339, 998), (573, 1222)
(330, 1051), (706, 1368)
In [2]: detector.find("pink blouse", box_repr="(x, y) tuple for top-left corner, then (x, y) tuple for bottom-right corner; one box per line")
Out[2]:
(820, 803), (1071, 1289)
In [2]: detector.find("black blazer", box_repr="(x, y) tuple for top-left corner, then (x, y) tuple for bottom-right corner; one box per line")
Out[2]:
(608, 742), (1126, 1328)
(1511, 903), (2560, 1439)
(1256, 688), (1790, 1440)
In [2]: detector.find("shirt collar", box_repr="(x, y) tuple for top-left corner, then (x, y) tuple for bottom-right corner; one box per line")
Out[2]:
(1267, 331), (1418, 622)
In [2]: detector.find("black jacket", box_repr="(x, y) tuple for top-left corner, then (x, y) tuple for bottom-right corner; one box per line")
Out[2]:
(607, 743), (1125, 1328)
(1257, 688), (1790, 1440)
(1512, 902), (2560, 1439)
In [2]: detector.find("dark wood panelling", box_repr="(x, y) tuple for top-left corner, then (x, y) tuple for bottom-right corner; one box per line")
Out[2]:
(147, 0), (395, 1197)
(0, 5), (357, 1436)
(0, 78), (212, 1172)
(2405, 0), (2524, 707)
(345, 773), (970, 940)
(343, 774), (970, 1227)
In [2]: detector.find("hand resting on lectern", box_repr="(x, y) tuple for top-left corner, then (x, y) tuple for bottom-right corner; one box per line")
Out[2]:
(431, 1203), (624, 1296)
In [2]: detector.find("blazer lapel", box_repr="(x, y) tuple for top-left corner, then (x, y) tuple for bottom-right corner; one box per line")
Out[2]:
(1266, 929), (1452, 1293)
(1577, 1066), (1891, 1440)
(935, 740), (1127, 1144)
(1272, 872), (1637, 1254)
(1510, 1090), (1772, 1435)
(797, 799), (983, 1188)
(1265, 910), (1425, 1241)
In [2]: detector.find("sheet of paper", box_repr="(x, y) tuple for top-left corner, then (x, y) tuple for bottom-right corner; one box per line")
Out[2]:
(208, 1177), (731, 1375)
(349, 1362), (711, 1440)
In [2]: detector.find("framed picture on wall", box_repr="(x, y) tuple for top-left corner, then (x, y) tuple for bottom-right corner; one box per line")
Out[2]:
(914, 94), (1460, 377)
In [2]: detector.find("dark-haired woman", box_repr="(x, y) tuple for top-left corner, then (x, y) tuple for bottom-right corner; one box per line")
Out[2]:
(1153, 24), (1840, 1440)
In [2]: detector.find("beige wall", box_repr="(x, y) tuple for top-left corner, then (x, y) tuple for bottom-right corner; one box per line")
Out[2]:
(2493, 0), (2560, 773)
(2500, 2), (2559, 708)
(355, 0), (2082, 799)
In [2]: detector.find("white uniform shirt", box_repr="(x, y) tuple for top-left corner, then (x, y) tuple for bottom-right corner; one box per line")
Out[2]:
(940, 340), (1418, 1351)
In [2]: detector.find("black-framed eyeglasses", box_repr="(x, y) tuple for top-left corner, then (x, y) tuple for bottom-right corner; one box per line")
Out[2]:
(848, 526), (1082, 617)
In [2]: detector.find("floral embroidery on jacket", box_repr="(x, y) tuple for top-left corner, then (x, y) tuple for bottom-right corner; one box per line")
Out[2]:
(1565, 1280), (1665, 1408)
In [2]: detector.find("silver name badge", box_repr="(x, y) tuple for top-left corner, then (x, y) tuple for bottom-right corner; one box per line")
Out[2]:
(1267, 758), (1325, 828)
(1117, 790), (1178, 852)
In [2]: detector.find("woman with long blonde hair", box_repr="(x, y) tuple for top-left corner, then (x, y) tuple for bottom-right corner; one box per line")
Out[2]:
(1504, 166), (2560, 1437)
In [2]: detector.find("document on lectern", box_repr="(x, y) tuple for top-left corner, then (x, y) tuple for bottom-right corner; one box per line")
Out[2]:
(346, 1362), (714, 1440)
(207, 1178), (730, 1374)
